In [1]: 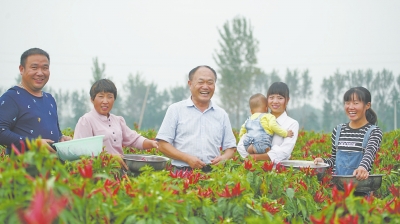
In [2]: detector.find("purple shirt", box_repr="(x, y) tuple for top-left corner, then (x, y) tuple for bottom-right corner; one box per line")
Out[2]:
(73, 109), (146, 155)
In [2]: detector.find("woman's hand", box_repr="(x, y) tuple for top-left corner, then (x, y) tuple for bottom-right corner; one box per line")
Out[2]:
(314, 157), (324, 165)
(151, 140), (159, 149)
(60, 135), (72, 142)
(353, 166), (369, 180)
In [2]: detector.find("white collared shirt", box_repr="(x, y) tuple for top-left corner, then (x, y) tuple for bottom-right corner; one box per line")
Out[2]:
(237, 111), (299, 163)
(156, 97), (237, 166)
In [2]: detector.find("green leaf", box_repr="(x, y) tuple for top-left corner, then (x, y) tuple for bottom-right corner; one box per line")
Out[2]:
(188, 216), (207, 224)
(286, 188), (295, 199)
(232, 204), (245, 223)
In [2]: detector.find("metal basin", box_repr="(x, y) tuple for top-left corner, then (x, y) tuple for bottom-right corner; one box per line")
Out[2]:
(280, 160), (330, 180)
(331, 174), (384, 192)
(123, 154), (169, 173)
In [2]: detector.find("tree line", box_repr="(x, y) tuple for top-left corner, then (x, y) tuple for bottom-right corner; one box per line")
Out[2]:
(1, 16), (399, 133)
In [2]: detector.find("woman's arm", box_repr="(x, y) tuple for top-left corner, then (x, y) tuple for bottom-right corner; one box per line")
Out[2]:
(73, 116), (94, 139)
(267, 119), (299, 163)
(359, 127), (383, 171)
(120, 117), (146, 149)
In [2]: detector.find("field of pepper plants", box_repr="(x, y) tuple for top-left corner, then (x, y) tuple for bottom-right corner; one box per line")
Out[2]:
(0, 128), (399, 224)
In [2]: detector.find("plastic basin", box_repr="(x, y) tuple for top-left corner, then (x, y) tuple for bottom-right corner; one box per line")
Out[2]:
(53, 135), (104, 161)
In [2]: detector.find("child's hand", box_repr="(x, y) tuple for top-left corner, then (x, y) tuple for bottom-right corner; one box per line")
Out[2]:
(287, 130), (294, 138)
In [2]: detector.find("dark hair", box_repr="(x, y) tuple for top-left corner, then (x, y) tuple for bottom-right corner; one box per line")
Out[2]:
(90, 79), (117, 100)
(188, 65), (217, 81)
(266, 82), (290, 109)
(343, 87), (377, 125)
(249, 93), (267, 109)
(20, 48), (50, 67)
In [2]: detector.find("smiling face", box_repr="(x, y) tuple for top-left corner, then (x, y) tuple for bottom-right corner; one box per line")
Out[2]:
(267, 94), (288, 117)
(344, 93), (370, 125)
(92, 91), (115, 117)
(188, 67), (216, 110)
(19, 54), (50, 94)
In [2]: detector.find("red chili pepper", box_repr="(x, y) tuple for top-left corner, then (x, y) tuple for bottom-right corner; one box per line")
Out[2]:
(386, 198), (400, 214)
(197, 187), (213, 198)
(331, 185), (344, 204)
(11, 143), (21, 155)
(298, 179), (308, 191)
(72, 183), (86, 198)
(124, 184), (138, 197)
(275, 163), (287, 173)
(300, 167), (317, 176)
(389, 184), (400, 197)
(262, 202), (279, 215)
(309, 215), (326, 224)
(244, 160), (255, 172)
(78, 160), (93, 179)
(394, 139), (398, 148)
(18, 188), (68, 224)
(187, 173), (200, 184)
(338, 214), (359, 224)
(262, 161), (274, 172)
(313, 191), (326, 203)
(218, 183), (245, 198)
(183, 179), (190, 190)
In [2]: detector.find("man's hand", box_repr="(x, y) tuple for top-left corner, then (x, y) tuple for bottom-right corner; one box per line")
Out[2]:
(186, 155), (206, 169)
(353, 166), (369, 180)
(211, 148), (236, 165)
(41, 139), (56, 153)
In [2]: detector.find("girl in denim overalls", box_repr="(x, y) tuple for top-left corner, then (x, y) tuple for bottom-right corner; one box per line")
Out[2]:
(314, 87), (383, 195)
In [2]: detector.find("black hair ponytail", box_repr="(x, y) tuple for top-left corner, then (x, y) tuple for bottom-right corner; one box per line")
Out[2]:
(366, 108), (378, 125)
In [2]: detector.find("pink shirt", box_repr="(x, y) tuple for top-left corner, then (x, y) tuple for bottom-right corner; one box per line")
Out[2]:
(73, 109), (146, 155)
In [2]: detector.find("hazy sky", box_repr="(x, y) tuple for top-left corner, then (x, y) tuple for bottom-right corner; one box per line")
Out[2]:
(1, 0), (400, 108)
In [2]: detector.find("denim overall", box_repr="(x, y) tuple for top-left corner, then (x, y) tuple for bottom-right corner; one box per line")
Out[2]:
(243, 113), (273, 154)
(334, 124), (376, 175)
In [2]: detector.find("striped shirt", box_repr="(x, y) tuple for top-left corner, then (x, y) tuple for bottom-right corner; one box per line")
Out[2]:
(156, 98), (237, 167)
(323, 123), (383, 172)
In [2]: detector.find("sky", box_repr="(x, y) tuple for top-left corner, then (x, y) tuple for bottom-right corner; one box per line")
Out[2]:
(1, 0), (400, 109)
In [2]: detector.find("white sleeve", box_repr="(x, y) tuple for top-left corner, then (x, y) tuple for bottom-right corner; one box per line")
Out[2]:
(237, 134), (249, 158)
(268, 119), (299, 163)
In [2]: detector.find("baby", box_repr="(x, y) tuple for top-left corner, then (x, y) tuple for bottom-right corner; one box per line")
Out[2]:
(239, 93), (293, 154)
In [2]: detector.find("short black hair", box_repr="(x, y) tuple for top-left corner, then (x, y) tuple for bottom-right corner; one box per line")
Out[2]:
(90, 79), (118, 100)
(267, 82), (289, 99)
(188, 65), (217, 81)
(20, 48), (50, 67)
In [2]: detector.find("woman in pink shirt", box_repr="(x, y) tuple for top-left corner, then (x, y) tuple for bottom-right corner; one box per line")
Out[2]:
(73, 79), (158, 156)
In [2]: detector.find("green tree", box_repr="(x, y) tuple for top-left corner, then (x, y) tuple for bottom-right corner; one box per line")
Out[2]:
(90, 57), (107, 84)
(122, 73), (147, 128)
(321, 69), (398, 132)
(70, 89), (90, 127)
(213, 16), (262, 128)
(321, 70), (348, 132)
(285, 69), (301, 109)
(300, 69), (313, 106)
(169, 84), (188, 103)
